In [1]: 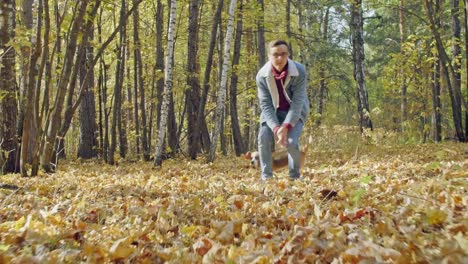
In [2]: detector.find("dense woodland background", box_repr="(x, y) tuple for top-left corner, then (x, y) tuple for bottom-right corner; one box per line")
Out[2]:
(0, 0), (467, 176)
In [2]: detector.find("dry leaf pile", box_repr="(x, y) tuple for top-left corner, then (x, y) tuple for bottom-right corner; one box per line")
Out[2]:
(0, 143), (467, 263)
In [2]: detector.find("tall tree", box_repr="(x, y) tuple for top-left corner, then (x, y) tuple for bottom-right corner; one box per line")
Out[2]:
(286, 0), (293, 59)
(208, 0), (237, 162)
(399, 0), (408, 132)
(431, 0), (442, 142)
(464, 0), (468, 137)
(186, 0), (201, 159)
(40, 0), (90, 172)
(108, 0), (128, 164)
(20, 0), (42, 176)
(425, 0), (467, 141)
(198, 0), (223, 153)
(155, 0), (177, 166)
(316, 7), (330, 127)
(230, 0), (245, 156)
(0, 0), (18, 174)
(151, 0), (164, 151)
(257, 0), (266, 67)
(350, 0), (373, 132)
(77, 29), (98, 159)
(133, 0), (150, 160)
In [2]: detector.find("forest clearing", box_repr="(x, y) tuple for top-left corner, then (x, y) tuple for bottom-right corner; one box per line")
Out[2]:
(1, 0), (468, 262)
(1, 130), (467, 263)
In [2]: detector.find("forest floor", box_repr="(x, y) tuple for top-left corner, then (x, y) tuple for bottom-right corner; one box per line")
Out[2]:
(0, 135), (467, 263)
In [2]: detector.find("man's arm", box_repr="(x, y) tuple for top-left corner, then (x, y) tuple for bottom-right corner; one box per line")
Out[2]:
(284, 63), (307, 126)
(257, 76), (280, 130)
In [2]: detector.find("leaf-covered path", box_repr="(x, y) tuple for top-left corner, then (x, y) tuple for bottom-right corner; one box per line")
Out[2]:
(1, 143), (467, 263)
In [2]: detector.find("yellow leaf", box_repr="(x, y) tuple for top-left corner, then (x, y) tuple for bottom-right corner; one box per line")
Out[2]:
(0, 244), (10, 251)
(425, 208), (447, 226)
(109, 237), (136, 260)
(14, 216), (25, 231)
(181, 225), (198, 237)
(454, 232), (468, 254)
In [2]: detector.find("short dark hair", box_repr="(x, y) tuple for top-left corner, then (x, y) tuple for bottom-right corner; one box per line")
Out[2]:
(268, 40), (289, 50)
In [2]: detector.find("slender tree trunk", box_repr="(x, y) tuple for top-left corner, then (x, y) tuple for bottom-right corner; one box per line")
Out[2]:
(432, 51), (442, 142)
(155, 0), (177, 166)
(400, 0), (408, 132)
(57, 2), (100, 161)
(41, 0), (89, 172)
(132, 15), (140, 155)
(125, 44), (133, 151)
(244, 28), (256, 150)
(0, 0), (18, 174)
(31, 0), (51, 176)
(432, 1), (442, 142)
(350, 0), (373, 132)
(20, 0), (42, 176)
(186, 0), (201, 159)
(198, 0), (223, 153)
(148, 0), (164, 152)
(97, 9), (106, 159)
(425, 0), (466, 141)
(154, 0), (164, 139)
(102, 60), (110, 162)
(464, 0), (468, 137)
(208, 0), (237, 162)
(286, 0), (293, 59)
(133, 0), (149, 160)
(230, 0), (245, 156)
(257, 0), (266, 67)
(109, 0), (127, 164)
(451, 0), (466, 141)
(316, 7), (330, 127)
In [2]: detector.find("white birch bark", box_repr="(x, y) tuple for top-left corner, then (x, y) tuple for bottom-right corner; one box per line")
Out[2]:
(208, 0), (237, 162)
(154, 0), (177, 166)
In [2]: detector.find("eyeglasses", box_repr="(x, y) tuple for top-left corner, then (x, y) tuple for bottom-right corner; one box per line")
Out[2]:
(270, 52), (288, 58)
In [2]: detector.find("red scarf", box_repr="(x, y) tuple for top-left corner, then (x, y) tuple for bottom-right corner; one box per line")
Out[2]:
(272, 65), (290, 111)
(272, 67), (288, 80)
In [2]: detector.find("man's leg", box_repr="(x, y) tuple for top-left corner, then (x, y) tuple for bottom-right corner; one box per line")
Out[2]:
(287, 120), (304, 179)
(258, 123), (274, 180)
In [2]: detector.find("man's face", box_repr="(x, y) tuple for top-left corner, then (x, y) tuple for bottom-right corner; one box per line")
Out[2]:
(269, 44), (289, 72)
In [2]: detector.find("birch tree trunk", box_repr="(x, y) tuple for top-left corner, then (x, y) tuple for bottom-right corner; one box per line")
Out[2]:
(350, 0), (373, 132)
(0, 0), (18, 174)
(151, 0), (164, 151)
(154, 0), (177, 166)
(208, 0), (237, 162)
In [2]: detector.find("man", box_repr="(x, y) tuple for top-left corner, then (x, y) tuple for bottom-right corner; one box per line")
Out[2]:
(256, 40), (310, 180)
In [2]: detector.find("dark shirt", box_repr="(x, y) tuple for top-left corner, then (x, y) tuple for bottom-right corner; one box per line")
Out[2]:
(272, 65), (290, 111)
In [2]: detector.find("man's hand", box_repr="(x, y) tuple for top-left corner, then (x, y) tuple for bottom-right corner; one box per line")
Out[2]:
(276, 126), (288, 147)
